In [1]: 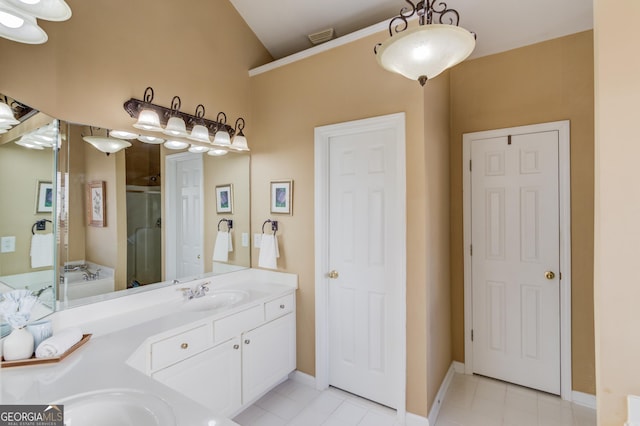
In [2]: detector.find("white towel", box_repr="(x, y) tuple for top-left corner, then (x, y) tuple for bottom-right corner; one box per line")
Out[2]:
(35, 327), (83, 358)
(30, 233), (54, 268)
(258, 234), (280, 270)
(227, 229), (233, 253)
(213, 231), (230, 262)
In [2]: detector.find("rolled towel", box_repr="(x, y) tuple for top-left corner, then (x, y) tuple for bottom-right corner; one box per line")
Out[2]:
(35, 327), (83, 358)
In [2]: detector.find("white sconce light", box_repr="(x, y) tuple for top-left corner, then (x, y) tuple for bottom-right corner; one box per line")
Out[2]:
(187, 104), (211, 143)
(229, 117), (250, 152)
(0, 101), (19, 127)
(212, 112), (231, 147)
(188, 145), (210, 153)
(207, 148), (228, 156)
(133, 87), (163, 132)
(164, 140), (189, 150)
(0, 0), (71, 45)
(163, 96), (188, 138)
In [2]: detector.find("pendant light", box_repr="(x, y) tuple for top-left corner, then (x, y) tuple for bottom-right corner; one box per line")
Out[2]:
(374, 0), (475, 86)
(83, 128), (131, 155)
(133, 87), (163, 132)
(187, 104), (211, 143)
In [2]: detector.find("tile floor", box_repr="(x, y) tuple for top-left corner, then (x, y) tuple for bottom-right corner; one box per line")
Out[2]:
(233, 373), (597, 426)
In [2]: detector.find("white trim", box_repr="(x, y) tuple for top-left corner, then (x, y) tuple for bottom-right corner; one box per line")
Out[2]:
(572, 391), (597, 410)
(406, 412), (430, 426)
(250, 20), (389, 77)
(427, 363), (456, 425)
(452, 361), (465, 374)
(462, 120), (572, 400)
(314, 113), (407, 422)
(165, 152), (204, 281)
(288, 370), (316, 388)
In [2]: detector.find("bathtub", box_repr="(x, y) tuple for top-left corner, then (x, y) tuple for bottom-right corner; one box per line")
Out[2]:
(60, 261), (115, 301)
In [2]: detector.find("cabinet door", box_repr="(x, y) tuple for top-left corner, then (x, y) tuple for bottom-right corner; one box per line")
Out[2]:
(242, 313), (296, 404)
(152, 337), (241, 416)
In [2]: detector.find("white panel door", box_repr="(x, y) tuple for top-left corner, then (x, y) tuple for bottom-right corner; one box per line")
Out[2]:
(471, 131), (560, 394)
(328, 128), (400, 408)
(175, 157), (203, 278)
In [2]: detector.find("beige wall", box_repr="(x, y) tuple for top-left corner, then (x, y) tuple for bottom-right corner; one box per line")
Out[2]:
(250, 30), (452, 416)
(594, 1), (640, 423)
(449, 31), (596, 394)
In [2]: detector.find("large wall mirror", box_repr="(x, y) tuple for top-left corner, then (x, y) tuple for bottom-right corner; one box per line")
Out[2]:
(1, 95), (251, 335)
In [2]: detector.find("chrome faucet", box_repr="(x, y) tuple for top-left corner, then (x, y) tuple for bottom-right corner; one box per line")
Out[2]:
(178, 282), (210, 300)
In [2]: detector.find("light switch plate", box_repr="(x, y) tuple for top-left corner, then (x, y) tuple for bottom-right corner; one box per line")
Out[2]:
(254, 233), (262, 248)
(1, 236), (16, 253)
(241, 233), (249, 247)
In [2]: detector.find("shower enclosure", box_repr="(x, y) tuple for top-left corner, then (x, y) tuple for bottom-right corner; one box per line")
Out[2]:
(126, 188), (161, 287)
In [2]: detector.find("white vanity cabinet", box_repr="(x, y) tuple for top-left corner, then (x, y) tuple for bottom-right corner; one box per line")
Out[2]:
(146, 290), (296, 417)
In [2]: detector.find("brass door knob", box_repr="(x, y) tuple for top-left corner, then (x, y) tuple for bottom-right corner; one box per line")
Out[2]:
(181, 343), (189, 349)
(545, 271), (556, 280)
(328, 270), (339, 279)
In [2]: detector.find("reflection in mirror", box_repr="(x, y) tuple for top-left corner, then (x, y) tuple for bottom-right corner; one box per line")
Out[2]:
(0, 99), (58, 337)
(57, 122), (251, 308)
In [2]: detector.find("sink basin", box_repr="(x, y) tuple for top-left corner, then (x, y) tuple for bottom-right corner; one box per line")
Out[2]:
(182, 289), (250, 312)
(57, 388), (175, 426)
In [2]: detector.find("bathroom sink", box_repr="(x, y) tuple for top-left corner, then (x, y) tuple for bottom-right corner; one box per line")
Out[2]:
(57, 388), (175, 426)
(182, 289), (250, 312)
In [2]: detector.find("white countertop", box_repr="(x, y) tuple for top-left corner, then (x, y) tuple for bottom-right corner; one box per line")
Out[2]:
(0, 269), (298, 426)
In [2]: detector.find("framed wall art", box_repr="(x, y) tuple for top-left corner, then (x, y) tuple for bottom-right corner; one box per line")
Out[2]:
(87, 181), (106, 227)
(216, 184), (233, 214)
(35, 180), (53, 214)
(270, 180), (293, 215)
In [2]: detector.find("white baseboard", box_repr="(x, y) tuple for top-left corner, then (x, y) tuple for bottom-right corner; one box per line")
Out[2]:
(452, 361), (465, 374)
(288, 370), (316, 388)
(406, 412), (429, 426)
(427, 362), (457, 425)
(572, 391), (597, 409)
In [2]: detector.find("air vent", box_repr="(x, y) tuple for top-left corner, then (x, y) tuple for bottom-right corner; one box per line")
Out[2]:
(308, 28), (335, 45)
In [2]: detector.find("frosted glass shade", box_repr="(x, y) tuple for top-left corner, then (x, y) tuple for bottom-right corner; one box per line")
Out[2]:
(213, 129), (231, 147)
(164, 140), (189, 150)
(0, 4), (47, 44)
(137, 135), (164, 144)
(207, 148), (228, 156)
(187, 124), (211, 143)
(83, 136), (131, 154)
(133, 109), (163, 132)
(188, 145), (210, 153)
(376, 24), (475, 85)
(0, 102), (20, 126)
(110, 130), (138, 140)
(163, 116), (188, 137)
(5, 0), (71, 21)
(230, 133), (249, 152)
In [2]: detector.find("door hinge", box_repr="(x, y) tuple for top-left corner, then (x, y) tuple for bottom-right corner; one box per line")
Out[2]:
(469, 159), (472, 171)
(560, 272), (562, 280)
(508, 135), (512, 145)
(470, 244), (473, 256)
(471, 329), (474, 342)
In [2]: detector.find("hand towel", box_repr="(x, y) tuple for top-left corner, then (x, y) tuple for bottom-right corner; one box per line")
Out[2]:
(213, 231), (230, 262)
(30, 233), (54, 268)
(258, 234), (280, 270)
(35, 327), (83, 358)
(227, 230), (233, 253)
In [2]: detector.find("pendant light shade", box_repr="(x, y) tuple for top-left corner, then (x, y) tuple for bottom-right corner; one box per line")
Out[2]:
(375, 0), (475, 86)
(133, 109), (163, 132)
(0, 3), (47, 44)
(376, 25), (475, 84)
(212, 112), (230, 147)
(5, 0), (71, 21)
(229, 117), (249, 152)
(84, 136), (131, 154)
(188, 124), (211, 143)
(163, 116), (188, 137)
(0, 102), (20, 126)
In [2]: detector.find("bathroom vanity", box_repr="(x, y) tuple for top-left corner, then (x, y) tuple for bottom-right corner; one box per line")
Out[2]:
(0, 269), (298, 425)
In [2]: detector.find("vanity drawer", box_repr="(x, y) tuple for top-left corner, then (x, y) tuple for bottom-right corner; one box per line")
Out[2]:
(151, 324), (212, 371)
(265, 293), (295, 321)
(214, 305), (263, 343)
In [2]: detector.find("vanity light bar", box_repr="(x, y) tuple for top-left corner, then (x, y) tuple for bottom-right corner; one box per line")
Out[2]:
(123, 87), (237, 140)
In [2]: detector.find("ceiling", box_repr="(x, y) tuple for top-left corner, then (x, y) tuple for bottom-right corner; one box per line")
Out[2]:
(228, 0), (593, 61)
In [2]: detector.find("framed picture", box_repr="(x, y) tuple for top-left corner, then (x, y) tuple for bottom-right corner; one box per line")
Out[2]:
(35, 180), (53, 213)
(216, 184), (233, 214)
(87, 181), (106, 227)
(271, 180), (293, 215)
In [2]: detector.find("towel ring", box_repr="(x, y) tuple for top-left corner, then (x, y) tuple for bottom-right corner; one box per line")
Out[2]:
(217, 218), (233, 231)
(261, 219), (278, 234)
(32, 219), (52, 235)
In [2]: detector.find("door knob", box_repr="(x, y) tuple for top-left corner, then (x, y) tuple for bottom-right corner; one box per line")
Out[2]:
(328, 270), (339, 279)
(545, 271), (556, 280)
(197, 254), (201, 259)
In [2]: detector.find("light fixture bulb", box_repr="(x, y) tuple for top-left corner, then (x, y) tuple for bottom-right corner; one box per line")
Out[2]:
(164, 140), (189, 150)
(137, 135), (164, 144)
(133, 109), (163, 132)
(0, 10), (24, 28)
